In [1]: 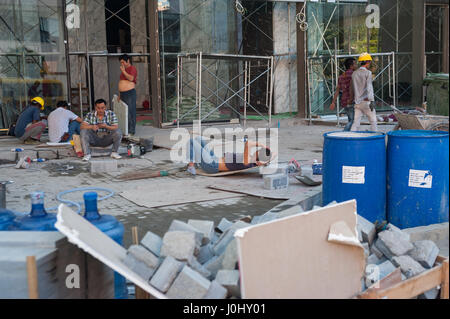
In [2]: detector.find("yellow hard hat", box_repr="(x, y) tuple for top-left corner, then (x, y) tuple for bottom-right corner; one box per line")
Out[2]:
(31, 97), (45, 110)
(358, 52), (373, 62)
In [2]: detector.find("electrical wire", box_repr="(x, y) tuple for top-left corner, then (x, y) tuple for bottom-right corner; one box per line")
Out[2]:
(235, 0), (246, 16)
(296, 1), (308, 32)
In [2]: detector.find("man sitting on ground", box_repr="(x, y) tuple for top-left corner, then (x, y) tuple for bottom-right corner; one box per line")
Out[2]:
(48, 101), (83, 143)
(14, 97), (47, 145)
(80, 99), (123, 161)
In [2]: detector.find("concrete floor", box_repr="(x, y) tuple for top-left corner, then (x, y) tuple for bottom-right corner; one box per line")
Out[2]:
(0, 120), (396, 247)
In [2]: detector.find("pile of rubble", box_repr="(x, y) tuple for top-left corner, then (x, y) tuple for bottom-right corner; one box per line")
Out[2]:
(123, 218), (251, 299)
(358, 215), (442, 299)
(122, 202), (444, 299)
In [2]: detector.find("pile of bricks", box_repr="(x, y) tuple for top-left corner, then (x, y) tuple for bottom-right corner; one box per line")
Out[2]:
(123, 218), (249, 299)
(359, 216), (442, 299)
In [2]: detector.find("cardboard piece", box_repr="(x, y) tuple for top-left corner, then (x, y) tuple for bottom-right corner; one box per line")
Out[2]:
(55, 204), (167, 299)
(235, 200), (365, 299)
(112, 94), (128, 136)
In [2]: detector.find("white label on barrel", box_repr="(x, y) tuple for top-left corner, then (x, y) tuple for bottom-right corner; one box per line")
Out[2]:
(408, 169), (433, 189)
(342, 166), (365, 184)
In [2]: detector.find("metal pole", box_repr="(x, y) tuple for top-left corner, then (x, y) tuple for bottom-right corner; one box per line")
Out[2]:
(288, 3), (292, 115)
(62, 0), (72, 106)
(195, 54), (199, 127)
(393, 52), (397, 108)
(83, 0), (92, 111)
(244, 61), (248, 127)
(268, 56), (274, 126)
(177, 55), (180, 128)
(247, 61), (251, 124)
(334, 37), (340, 127)
(307, 59), (312, 125)
(199, 52), (202, 131)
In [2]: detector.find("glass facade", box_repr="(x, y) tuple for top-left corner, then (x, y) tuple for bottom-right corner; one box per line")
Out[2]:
(0, 0), (68, 129)
(306, 0), (417, 116)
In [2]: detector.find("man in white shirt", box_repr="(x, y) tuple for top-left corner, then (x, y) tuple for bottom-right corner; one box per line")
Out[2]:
(351, 52), (378, 132)
(48, 101), (83, 143)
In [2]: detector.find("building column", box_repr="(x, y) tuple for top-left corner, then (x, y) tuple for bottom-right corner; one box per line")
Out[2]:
(296, 2), (306, 118)
(411, 0), (425, 106)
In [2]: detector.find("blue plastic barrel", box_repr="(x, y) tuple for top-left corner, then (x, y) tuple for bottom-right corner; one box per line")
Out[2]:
(323, 132), (387, 223)
(0, 209), (15, 230)
(83, 192), (127, 299)
(387, 130), (449, 228)
(12, 192), (57, 231)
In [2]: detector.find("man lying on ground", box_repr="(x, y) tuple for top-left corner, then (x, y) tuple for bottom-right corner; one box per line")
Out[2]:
(186, 136), (274, 175)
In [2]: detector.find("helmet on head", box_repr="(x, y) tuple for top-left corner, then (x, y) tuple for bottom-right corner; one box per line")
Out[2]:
(358, 52), (373, 63)
(31, 97), (45, 110)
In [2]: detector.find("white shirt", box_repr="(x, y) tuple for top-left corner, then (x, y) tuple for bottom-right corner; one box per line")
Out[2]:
(352, 66), (375, 105)
(48, 108), (79, 143)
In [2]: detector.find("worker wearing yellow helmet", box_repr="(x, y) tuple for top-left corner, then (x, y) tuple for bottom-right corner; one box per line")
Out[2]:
(350, 53), (378, 132)
(31, 97), (45, 111)
(13, 97), (47, 144)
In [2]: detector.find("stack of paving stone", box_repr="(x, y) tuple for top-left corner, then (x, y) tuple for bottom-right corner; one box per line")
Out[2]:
(123, 218), (248, 299)
(0, 232), (114, 299)
(165, 96), (227, 122)
(357, 216), (444, 299)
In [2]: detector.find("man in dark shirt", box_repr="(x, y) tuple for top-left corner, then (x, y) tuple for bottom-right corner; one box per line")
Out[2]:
(330, 58), (357, 131)
(118, 54), (138, 136)
(14, 97), (47, 145)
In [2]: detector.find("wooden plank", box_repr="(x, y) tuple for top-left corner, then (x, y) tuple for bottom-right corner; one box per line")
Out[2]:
(132, 227), (150, 300)
(363, 265), (443, 299)
(26, 256), (39, 299)
(358, 268), (402, 299)
(441, 259), (449, 299)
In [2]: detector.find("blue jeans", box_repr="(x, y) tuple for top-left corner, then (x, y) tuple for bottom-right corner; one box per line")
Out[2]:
(344, 106), (355, 132)
(120, 89), (137, 135)
(188, 137), (220, 174)
(68, 121), (81, 141)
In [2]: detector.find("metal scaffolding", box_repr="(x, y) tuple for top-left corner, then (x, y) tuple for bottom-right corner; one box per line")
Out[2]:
(176, 52), (274, 127)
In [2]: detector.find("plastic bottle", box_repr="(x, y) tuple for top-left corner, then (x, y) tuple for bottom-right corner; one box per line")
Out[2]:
(13, 192), (57, 231)
(83, 192), (127, 299)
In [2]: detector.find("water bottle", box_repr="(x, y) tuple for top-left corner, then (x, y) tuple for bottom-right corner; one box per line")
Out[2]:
(82, 192), (127, 299)
(13, 192), (57, 231)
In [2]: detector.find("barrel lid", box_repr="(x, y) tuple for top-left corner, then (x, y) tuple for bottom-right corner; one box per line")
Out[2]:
(324, 131), (385, 140)
(388, 130), (449, 139)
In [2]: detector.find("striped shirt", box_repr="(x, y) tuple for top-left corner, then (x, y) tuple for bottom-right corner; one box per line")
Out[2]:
(83, 110), (118, 133)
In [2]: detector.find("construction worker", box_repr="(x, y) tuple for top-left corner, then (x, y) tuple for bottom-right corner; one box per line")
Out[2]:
(48, 101), (83, 143)
(330, 57), (357, 131)
(14, 97), (47, 145)
(118, 54), (138, 137)
(351, 53), (378, 132)
(80, 99), (123, 161)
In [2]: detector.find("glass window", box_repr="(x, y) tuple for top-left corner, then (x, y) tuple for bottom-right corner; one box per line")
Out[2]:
(0, 0), (68, 129)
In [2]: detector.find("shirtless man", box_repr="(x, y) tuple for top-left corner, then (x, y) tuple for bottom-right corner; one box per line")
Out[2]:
(118, 54), (138, 136)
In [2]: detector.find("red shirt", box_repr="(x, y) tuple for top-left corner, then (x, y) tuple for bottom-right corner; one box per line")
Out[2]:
(338, 69), (354, 108)
(120, 65), (138, 84)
